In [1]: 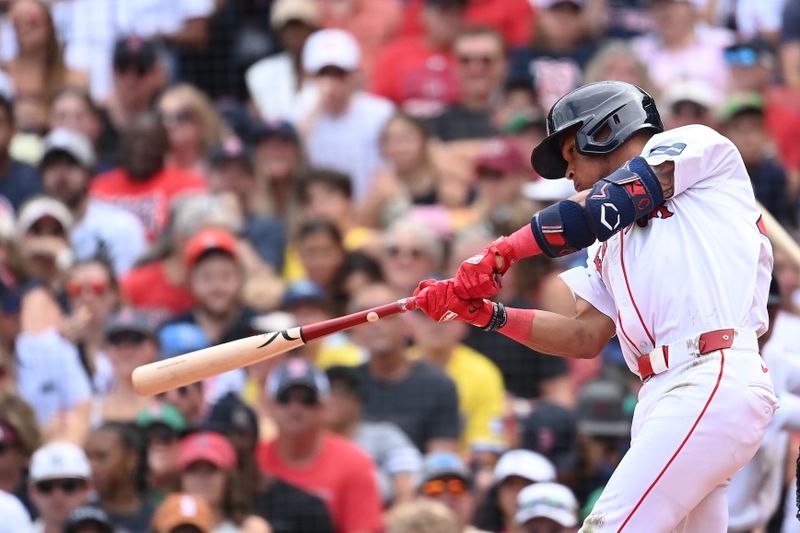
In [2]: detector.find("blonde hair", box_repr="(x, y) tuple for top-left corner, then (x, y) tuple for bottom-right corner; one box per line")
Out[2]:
(158, 83), (230, 153)
(0, 392), (43, 458)
(387, 500), (461, 533)
(582, 40), (659, 100)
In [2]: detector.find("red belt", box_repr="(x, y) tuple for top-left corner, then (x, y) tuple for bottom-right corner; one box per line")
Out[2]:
(637, 328), (736, 381)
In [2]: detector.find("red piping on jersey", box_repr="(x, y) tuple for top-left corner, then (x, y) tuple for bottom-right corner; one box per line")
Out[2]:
(617, 349), (726, 532)
(619, 231), (656, 347)
(617, 311), (645, 356)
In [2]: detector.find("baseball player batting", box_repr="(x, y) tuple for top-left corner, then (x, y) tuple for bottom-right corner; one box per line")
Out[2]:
(412, 80), (778, 532)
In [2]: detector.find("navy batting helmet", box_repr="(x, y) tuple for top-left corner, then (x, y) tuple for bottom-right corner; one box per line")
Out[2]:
(531, 81), (663, 179)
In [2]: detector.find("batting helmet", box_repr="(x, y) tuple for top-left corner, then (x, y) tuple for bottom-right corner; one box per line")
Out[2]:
(530, 81), (664, 179)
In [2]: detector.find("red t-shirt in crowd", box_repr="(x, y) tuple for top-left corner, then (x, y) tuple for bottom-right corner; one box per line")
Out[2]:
(257, 432), (383, 533)
(90, 166), (206, 240)
(397, 0), (536, 47)
(120, 261), (195, 321)
(370, 36), (459, 117)
(765, 86), (800, 172)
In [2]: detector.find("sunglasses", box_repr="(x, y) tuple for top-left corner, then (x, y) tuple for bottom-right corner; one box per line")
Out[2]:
(0, 442), (9, 455)
(385, 245), (427, 260)
(114, 62), (150, 77)
(421, 478), (469, 497)
(35, 478), (87, 495)
(477, 168), (507, 181)
(457, 54), (497, 67)
(161, 108), (195, 126)
(724, 48), (759, 67)
(107, 331), (149, 347)
(66, 279), (109, 298)
(316, 66), (350, 79)
(276, 387), (319, 407)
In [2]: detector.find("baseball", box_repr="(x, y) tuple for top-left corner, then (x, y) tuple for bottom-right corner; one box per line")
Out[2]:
(367, 311), (379, 322)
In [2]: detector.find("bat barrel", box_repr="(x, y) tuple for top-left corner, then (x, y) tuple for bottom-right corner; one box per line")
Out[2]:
(132, 327), (305, 396)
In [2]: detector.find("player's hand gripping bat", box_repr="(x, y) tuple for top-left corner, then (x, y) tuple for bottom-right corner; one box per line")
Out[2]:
(132, 297), (416, 396)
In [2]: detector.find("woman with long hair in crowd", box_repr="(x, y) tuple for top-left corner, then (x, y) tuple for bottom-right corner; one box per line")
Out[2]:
(5, 0), (88, 133)
(84, 421), (155, 531)
(360, 112), (443, 227)
(157, 83), (230, 179)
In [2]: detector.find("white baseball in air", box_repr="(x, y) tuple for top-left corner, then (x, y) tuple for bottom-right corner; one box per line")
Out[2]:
(367, 312), (379, 322)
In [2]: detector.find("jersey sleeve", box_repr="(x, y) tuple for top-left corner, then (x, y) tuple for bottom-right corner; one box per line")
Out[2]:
(642, 125), (742, 197)
(559, 244), (617, 321)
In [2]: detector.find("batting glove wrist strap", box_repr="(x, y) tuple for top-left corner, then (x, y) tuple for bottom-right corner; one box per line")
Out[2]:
(482, 302), (508, 331)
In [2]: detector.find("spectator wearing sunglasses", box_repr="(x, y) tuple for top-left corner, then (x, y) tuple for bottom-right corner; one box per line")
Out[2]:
(416, 452), (487, 533)
(39, 128), (147, 276)
(426, 28), (504, 142)
(380, 217), (444, 296)
(90, 308), (160, 426)
(15, 196), (75, 291)
(28, 442), (92, 533)
(723, 39), (777, 95)
(257, 357), (383, 533)
(104, 36), (166, 135)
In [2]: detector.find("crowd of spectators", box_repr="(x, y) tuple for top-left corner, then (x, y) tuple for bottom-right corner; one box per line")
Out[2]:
(0, 0), (799, 532)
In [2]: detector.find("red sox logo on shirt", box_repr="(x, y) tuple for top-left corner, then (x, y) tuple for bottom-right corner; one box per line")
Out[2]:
(594, 241), (608, 273)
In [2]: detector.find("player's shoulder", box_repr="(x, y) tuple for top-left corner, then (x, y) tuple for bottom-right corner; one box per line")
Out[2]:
(643, 124), (733, 158)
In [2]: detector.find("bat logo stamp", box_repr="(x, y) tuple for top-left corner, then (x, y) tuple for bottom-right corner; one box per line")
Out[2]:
(258, 329), (301, 349)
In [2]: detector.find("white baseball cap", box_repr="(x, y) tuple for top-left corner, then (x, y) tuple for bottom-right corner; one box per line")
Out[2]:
(493, 449), (556, 485)
(30, 442), (91, 482)
(16, 196), (74, 237)
(302, 29), (361, 74)
(515, 482), (579, 527)
(40, 128), (95, 169)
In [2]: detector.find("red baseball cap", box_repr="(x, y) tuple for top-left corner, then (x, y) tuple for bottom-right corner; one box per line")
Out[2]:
(178, 431), (237, 470)
(475, 138), (527, 176)
(184, 228), (238, 269)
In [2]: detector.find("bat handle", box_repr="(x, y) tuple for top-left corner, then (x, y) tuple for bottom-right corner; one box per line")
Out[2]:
(301, 297), (417, 342)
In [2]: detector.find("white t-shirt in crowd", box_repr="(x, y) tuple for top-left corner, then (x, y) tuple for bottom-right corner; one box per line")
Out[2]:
(0, 491), (31, 533)
(246, 52), (318, 121)
(71, 199), (148, 276)
(294, 91), (394, 200)
(16, 328), (92, 426)
(561, 125), (772, 376)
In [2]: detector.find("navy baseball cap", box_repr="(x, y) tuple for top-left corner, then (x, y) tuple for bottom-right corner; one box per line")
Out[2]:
(281, 279), (326, 309)
(105, 307), (158, 341)
(209, 137), (252, 168)
(205, 392), (259, 437)
(251, 119), (299, 144)
(64, 506), (113, 533)
(267, 357), (330, 399)
(113, 35), (158, 73)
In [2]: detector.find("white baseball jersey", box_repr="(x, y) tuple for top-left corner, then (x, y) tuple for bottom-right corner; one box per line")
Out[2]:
(561, 124), (773, 376)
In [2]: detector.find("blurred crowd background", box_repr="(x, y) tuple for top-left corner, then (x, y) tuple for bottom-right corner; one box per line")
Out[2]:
(0, 0), (799, 532)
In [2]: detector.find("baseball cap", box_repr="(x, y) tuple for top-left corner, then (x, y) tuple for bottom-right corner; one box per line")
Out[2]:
(16, 196), (74, 236)
(136, 402), (188, 433)
(718, 92), (765, 123)
(418, 452), (472, 487)
(29, 442), (91, 482)
(158, 323), (209, 361)
(184, 227), (239, 269)
(266, 357), (330, 399)
(178, 431), (237, 470)
(209, 136), (251, 168)
(302, 29), (361, 74)
(523, 178), (575, 202)
(520, 401), (579, 475)
(105, 307), (158, 341)
(64, 506), (113, 533)
(515, 482), (579, 527)
(662, 80), (715, 111)
(39, 128), (95, 169)
(536, 0), (585, 9)
(576, 379), (631, 437)
(493, 449), (556, 485)
(425, 0), (468, 8)
(281, 279), (326, 309)
(206, 392), (259, 437)
(113, 35), (158, 73)
(271, 0), (320, 30)
(475, 138), (527, 176)
(724, 39), (775, 68)
(250, 119), (299, 144)
(152, 493), (213, 533)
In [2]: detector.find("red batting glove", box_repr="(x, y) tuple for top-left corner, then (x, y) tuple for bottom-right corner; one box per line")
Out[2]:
(453, 238), (515, 300)
(413, 279), (493, 327)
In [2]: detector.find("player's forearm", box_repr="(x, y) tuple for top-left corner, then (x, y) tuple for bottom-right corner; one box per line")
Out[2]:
(498, 307), (605, 359)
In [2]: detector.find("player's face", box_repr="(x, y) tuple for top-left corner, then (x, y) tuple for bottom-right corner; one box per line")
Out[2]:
(560, 133), (612, 192)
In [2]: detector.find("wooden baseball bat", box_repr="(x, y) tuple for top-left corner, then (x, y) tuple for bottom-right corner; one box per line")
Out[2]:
(757, 201), (800, 269)
(132, 297), (417, 396)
